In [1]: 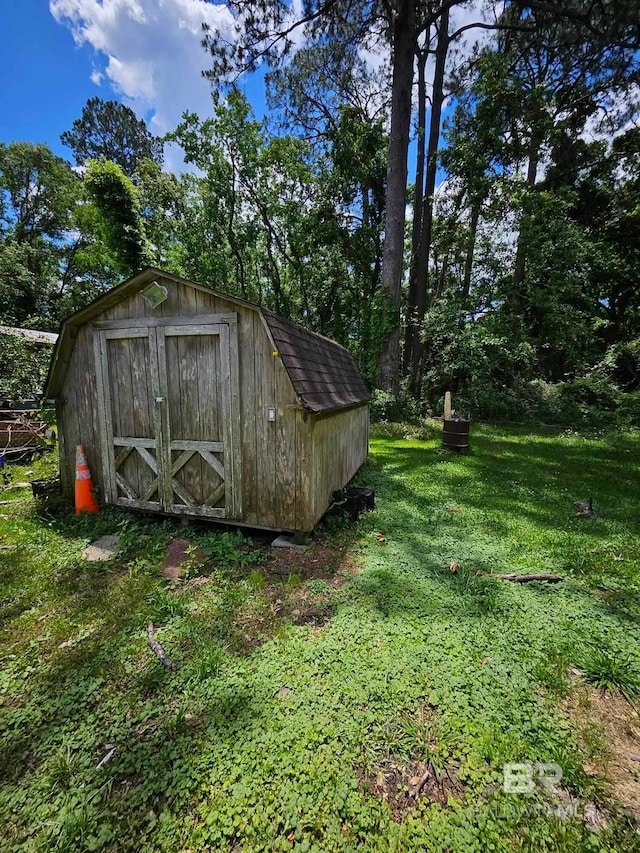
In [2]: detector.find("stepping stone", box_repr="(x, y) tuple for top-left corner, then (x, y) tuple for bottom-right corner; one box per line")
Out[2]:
(161, 537), (205, 582)
(271, 534), (310, 551)
(82, 534), (120, 562)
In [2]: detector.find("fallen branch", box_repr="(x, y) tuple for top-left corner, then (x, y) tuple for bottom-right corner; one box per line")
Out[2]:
(147, 622), (177, 670)
(494, 573), (564, 584)
(96, 745), (116, 769)
(410, 764), (432, 798)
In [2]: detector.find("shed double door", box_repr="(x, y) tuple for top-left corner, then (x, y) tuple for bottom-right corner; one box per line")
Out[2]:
(93, 319), (241, 519)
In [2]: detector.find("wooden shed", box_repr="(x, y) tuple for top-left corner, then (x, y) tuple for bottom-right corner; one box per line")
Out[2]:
(45, 268), (369, 535)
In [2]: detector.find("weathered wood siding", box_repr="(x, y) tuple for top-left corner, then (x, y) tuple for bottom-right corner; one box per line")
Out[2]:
(57, 274), (369, 531)
(57, 324), (100, 496)
(308, 404), (370, 527)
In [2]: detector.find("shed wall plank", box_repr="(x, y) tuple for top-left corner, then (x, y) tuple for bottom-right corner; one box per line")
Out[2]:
(311, 405), (369, 525)
(295, 410), (314, 532)
(59, 325), (102, 498)
(226, 316), (242, 518)
(235, 302), (257, 525)
(274, 358), (298, 529)
(253, 311), (276, 528)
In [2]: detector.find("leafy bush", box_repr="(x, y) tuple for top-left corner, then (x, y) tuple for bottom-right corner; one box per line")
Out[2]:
(412, 293), (640, 427)
(369, 419), (441, 441)
(369, 389), (396, 422)
(451, 375), (640, 428)
(370, 389), (428, 423)
(0, 335), (51, 400)
(599, 338), (640, 390)
(454, 383), (529, 423)
(195, 529), (263, 570)
(617, 391), (640, 425)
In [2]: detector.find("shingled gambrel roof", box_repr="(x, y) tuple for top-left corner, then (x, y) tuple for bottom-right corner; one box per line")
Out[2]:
(262, 309), (369, 414)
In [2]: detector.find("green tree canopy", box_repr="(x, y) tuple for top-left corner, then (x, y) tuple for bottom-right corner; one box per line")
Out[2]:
(61, 97), (163, 177)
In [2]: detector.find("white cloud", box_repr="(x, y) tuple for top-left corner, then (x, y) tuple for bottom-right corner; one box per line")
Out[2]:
(580, 83), (640, 145)
(50, 0), (237, 168)
(450, 0), (502, 40)
(282, 0), (307, 54)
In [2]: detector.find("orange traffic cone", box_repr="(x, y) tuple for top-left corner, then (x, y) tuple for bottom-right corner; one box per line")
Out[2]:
(75, 445), (100, 514)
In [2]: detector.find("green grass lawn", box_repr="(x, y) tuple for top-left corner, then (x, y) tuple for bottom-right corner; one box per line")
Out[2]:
(1, 423), (639, 852)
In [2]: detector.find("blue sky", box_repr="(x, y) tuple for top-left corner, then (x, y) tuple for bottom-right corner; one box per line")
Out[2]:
(1, 2), (101, 158)
(0, 1), (484, 176)
(0, 0), (266, 170)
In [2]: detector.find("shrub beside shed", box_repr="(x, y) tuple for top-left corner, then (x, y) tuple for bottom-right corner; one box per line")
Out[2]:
(45, 268), (370, 535)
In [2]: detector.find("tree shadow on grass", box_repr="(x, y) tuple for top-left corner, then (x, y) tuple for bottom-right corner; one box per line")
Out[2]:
(375, 446), (634, 534)
(0, 535), (263, 845)
(0, 608), (259, 852)
(371, 431), (640, 544)
(344, 435), (640, 629)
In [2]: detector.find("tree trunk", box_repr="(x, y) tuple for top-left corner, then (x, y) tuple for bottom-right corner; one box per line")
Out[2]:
(436, 249), (449, 300)
(403, 46), (428, 375)
(462, 200), (480, 298)
(513, 135), (541, 288)
(361, 182), (371, 230)
(227, 157), (247, 299)
(407, 7), (450, 397)
(377, 0), (416, 395)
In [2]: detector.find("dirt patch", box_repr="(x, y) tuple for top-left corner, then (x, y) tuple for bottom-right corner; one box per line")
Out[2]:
(264, 544), (347, 579)
(359, 758), (462, 821)
(560, 679), (640, 819)
(161, 538), (206, 582)
(181, 542), (360, 652)
(274, 584), (337, 629)
(290, 604), (335, 627)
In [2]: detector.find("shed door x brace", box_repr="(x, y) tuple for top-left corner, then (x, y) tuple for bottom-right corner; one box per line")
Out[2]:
(92, 319), (241, 519)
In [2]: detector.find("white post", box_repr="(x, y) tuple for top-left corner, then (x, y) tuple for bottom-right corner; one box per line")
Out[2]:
(444, 391), (452, 421)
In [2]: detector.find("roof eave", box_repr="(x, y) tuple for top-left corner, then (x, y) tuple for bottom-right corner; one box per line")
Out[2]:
(301, 399), (370, 416)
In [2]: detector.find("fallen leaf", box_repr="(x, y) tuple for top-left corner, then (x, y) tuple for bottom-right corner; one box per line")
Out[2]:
(409, 776), (421, 786)
(449, 561), (460, 574)
(375, 532), (386, 544)
(449, 506), (464, 513)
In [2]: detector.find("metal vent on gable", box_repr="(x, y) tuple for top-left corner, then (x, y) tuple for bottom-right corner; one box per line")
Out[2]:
(141, 281), (168, 309)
